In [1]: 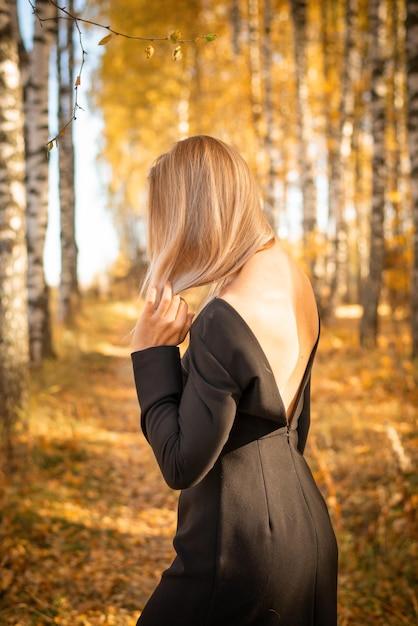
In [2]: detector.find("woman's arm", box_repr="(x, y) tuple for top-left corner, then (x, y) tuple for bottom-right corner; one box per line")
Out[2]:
(132, 334), (241, 490)
(131, 285), (241, 490)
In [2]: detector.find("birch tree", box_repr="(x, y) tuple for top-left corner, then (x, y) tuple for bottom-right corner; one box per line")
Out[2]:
(289, 0), (317, 273)
(57, 0), (79, 323)
(320, 0), (354, 318)
(0, 0), (29, 459)
(247, 0), (265, 180)
(25, 0), (57, 364)
(360, 0), (386, 347)
(405, 0), (418, 358)
(261, 0), (278, 230)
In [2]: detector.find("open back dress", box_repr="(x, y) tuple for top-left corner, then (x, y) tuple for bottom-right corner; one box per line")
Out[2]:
(131, 297), (338, 626)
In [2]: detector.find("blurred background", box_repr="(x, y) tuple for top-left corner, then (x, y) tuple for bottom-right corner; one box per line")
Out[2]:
(6, 0), (418, 356)
(1, 1), (417, 624)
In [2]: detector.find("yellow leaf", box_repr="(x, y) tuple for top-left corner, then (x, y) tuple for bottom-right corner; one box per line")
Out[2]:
(173, 45), (182, 61)
(145, 45), (155, 59)
(98, 33), (113, 46)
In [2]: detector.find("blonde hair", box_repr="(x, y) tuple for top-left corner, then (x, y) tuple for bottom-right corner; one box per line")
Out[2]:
(142, 135), (275, 303)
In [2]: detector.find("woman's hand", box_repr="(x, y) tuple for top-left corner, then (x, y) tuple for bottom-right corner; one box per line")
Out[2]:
(131, 282), (194, 352)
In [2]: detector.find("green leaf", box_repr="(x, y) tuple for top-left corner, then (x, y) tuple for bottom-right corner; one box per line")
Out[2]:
(169, 30), (182, 43)
(203, 33), (217, 42)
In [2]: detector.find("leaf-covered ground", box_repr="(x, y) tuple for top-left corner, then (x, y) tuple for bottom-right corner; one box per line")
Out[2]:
(1, 297), (417, 625)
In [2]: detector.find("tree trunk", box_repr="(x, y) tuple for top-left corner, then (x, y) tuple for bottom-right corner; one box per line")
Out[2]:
(248, 0), (265, 183)
(323, 0), (357, 319)
(25, 0), (57, 364)
(385, 0), (409, 317)
(261, 0), (277, 230)
(0, 0), (29, 461)
(57, 0), (79, 324)
(230, 0), (241, 56)
(405, 0), (418, 358)
(360, 0), (386, 347)
(289, 0), (317, 273)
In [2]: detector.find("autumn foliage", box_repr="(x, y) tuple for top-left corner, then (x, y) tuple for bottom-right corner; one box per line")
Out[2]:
(0, 295), (417, 625)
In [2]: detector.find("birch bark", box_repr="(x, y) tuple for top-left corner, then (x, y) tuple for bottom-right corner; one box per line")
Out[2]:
(360, 0), (386, 347)
(324, 0), (357, 317)
(262, 0), (277, 229)
(289, 0), (317, 274)
(0, 0), (29, 458)
(57, 0), (79, 323)
(25, 0), (57, 363)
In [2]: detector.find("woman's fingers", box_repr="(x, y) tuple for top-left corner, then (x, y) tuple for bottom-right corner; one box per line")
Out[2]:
(176, 297), (188, 322)
(158, 284), (187, 323)
(131, 283), (193, 351)
(158, 282), (174, 316)
(144, 286), (158, 311)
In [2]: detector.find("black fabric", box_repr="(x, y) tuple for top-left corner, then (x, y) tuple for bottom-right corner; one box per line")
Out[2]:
(131, 298), (338, 626)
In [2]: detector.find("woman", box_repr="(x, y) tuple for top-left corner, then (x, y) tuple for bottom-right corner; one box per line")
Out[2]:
(131, 135), (338, 626)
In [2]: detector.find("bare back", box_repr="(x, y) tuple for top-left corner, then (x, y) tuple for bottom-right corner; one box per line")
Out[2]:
(219, 240), (318, 421)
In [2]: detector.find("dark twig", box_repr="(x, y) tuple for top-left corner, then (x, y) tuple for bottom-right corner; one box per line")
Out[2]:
(26, 0), (217, 148)
(37, 0), (200, 43)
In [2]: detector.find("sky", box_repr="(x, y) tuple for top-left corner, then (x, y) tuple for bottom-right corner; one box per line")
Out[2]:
(18, 0), (119, 288)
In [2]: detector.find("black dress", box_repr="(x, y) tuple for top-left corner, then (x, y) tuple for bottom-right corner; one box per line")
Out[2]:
(131, 298), (338, 626)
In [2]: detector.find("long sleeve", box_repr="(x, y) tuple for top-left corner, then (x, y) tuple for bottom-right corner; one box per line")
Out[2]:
(131, 331), (242, 490)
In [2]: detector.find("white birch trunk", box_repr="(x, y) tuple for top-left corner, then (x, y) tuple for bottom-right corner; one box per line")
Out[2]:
(25, 0), (56, 364)
(324, 0), (358, 318)
(261, 0), (277, 229)
(289, 0), (317, 272)
(0, 0), (29, 458)
(57, 1), (79, 324)
(360, 0), (386, 347)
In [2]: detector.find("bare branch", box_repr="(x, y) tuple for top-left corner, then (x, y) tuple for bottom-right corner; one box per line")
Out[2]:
(47, 6), (87, 150)
(26, 0), (217, 147)
(40, 0), (200, 43)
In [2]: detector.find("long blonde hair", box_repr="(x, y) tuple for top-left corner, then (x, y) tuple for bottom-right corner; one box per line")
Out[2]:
(142, 135), (275, 303)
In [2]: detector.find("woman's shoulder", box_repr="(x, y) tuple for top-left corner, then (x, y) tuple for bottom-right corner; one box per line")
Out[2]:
(187, 297), (264, 369)
(191, 297), (246, 344)
(182, 297), (259, 386)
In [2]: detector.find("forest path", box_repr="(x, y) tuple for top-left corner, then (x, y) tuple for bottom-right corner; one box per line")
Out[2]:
(1, 298), (177, 625)
(1, 297), (417, 625)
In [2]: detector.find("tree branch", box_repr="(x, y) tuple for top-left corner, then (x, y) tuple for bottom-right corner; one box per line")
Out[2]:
(36, 0), (202, 43)
(26, 0), (217, 148)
